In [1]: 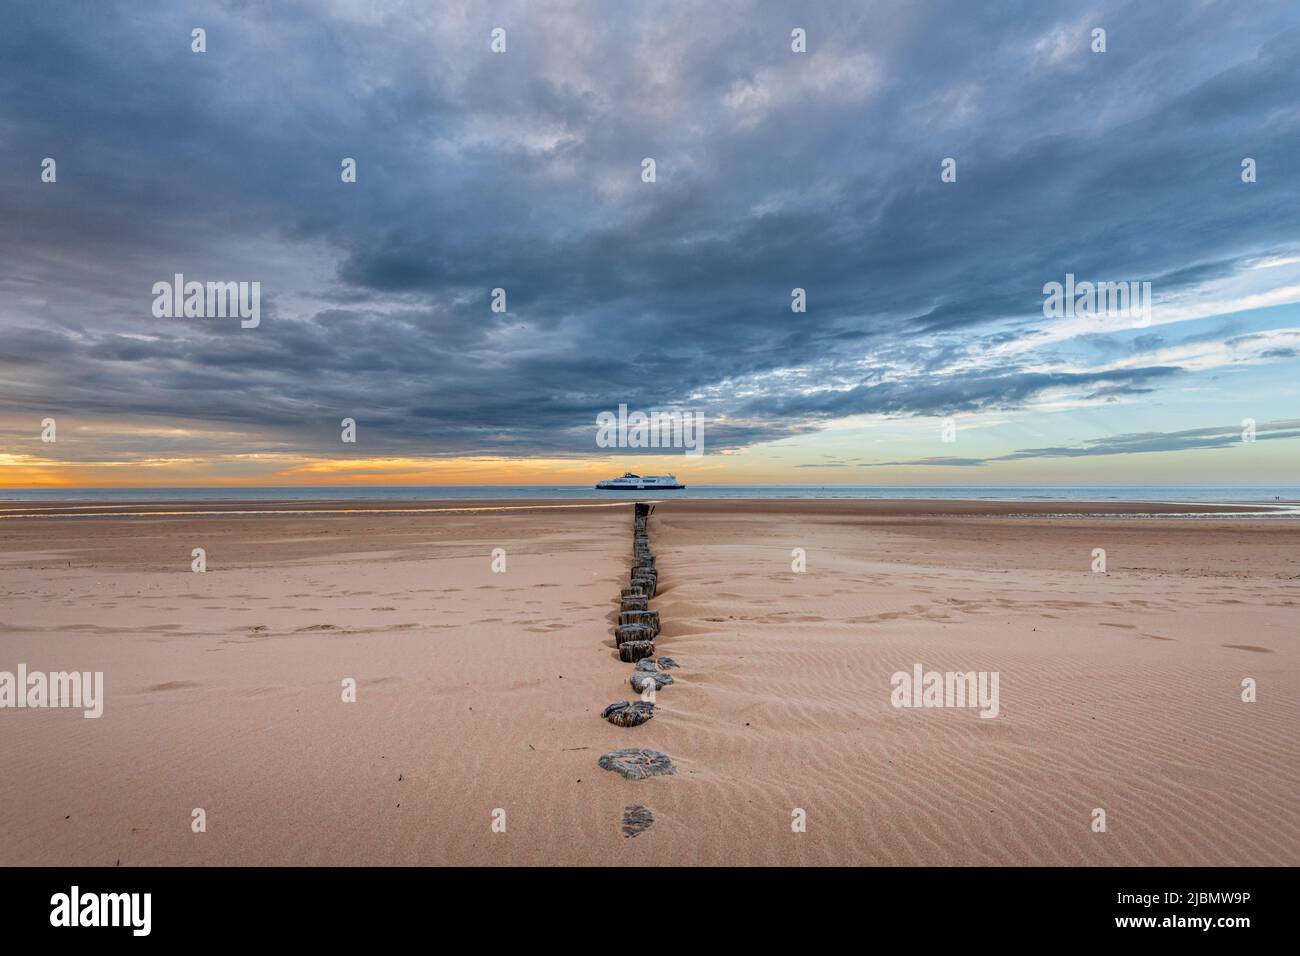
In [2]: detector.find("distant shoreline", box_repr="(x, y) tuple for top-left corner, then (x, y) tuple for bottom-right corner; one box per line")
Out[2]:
(3, 484), (1299, 506)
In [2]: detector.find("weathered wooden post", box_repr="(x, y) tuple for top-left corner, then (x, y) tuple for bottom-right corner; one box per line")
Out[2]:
(619, 609), (660, 635)
(618, 639), (655, 662)
(601, 701), (654, 727)
(615, 623), (655, 646)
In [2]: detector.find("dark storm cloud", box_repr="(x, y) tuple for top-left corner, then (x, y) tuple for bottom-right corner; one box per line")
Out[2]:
(2, 0), (1299, 460)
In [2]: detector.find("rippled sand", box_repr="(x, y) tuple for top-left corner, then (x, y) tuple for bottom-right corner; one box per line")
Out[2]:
(0, 498), (1295, 865)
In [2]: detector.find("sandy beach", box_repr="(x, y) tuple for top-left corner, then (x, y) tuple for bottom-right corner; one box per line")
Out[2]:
(0, 498), (1296, 866)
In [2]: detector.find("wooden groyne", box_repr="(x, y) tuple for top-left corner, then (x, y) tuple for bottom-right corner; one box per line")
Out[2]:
(600, 502), (676, 739)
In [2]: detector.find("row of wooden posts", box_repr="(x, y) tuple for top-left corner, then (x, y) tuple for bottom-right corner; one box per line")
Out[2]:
(615, 502), (659, 662)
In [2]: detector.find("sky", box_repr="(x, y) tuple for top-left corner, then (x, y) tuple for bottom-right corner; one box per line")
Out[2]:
(1, 0), (1298, 488)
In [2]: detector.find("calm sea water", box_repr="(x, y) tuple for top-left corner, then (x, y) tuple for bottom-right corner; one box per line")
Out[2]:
(2, 485), (1297, 504)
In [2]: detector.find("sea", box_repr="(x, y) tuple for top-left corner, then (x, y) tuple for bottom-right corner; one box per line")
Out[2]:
(2, 485), (1297, 504)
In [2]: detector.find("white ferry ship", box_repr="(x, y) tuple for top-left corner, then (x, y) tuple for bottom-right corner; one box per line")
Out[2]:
(595, 473), (686, 490)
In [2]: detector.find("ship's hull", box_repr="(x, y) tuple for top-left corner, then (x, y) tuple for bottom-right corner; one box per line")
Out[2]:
(595, 481), (686, 490)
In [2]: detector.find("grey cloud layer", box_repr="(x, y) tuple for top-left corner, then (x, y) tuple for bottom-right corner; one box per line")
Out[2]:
(2, 1), (1299, 460)
(866, 419), (1300, 467)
